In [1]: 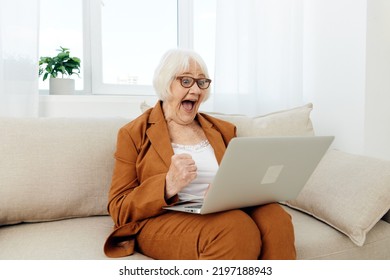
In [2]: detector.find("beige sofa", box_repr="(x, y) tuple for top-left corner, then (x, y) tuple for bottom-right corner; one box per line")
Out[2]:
(1, 103), (390, 260)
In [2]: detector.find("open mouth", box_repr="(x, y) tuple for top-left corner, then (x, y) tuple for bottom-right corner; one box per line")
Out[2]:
(181, 100), (196, 112)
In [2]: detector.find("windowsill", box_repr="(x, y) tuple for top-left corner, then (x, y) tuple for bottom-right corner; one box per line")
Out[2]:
(39, 93), (156, 101)
(39, 94), (158, 118)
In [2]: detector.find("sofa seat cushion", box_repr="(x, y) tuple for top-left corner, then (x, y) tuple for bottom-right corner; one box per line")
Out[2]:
(1, 209), (389, 260)
(282, 206), (390, 260)
(0, 216), (151, 260)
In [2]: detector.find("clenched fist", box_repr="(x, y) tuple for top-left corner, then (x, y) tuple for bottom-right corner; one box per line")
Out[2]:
(165, 153), (197, 199)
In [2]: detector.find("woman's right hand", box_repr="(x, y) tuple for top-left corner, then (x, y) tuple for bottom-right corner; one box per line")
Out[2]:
(165, 153), (197, 199)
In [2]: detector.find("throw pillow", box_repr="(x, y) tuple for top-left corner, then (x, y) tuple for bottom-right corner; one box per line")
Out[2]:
(286, 149), (390, 246)
(140, 102), (315, 137)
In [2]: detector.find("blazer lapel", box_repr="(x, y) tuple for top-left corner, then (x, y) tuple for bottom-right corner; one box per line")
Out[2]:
(146, 102), (174, 168)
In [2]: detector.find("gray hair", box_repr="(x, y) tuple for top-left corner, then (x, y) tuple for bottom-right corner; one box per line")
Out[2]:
(153, 48), (211, 101)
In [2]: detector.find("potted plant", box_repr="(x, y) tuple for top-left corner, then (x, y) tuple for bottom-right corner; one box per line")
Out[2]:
(39, 46), (81, 95)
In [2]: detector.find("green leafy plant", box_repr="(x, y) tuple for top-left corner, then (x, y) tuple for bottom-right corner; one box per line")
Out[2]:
(39, 46), (81, 81)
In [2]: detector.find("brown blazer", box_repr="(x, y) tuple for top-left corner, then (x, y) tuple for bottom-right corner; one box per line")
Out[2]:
(104, 101), (237, 257)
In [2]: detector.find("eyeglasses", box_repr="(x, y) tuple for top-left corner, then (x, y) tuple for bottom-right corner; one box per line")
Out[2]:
(176, 76), (212, 89)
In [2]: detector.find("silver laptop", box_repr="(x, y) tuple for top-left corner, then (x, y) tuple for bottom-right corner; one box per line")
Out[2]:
(163, 136), (334, 214)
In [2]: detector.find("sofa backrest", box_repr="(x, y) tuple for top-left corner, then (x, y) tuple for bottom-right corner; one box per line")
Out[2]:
(0, 117), (130, 226)
(2, 104), (388, 227)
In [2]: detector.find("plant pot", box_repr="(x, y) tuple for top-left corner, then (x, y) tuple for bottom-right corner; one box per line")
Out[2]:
(49, 78), (75, 95)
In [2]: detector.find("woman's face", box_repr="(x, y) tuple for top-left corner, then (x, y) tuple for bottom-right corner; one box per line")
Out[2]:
(163, 60), (208, 125)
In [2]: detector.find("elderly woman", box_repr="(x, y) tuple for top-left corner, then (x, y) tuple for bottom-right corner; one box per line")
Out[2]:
(104, 49), (296, 260)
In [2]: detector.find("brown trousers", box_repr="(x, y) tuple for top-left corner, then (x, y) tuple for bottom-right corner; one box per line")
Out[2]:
(136, 203), (296, 260)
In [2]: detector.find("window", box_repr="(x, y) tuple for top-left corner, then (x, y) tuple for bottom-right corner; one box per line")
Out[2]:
(39, 0), (84, 91)
(91, 0), (177, 94)
(39, 0), (216, 96)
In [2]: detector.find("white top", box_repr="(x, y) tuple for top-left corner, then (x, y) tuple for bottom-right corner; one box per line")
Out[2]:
(172, 140), (219, 201)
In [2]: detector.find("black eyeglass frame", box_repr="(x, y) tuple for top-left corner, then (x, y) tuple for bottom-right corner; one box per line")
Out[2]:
(176, 76), (212, 89)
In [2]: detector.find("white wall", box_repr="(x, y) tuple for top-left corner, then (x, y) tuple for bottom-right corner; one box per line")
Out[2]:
(302, 0), (367, 155)
(303, 0), (390, 160)
(364, 0), (390, 160)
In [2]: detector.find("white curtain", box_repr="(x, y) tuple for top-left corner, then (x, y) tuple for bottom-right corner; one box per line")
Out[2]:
(214, 0), (304, 116)
(0, 0), (39, 117)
